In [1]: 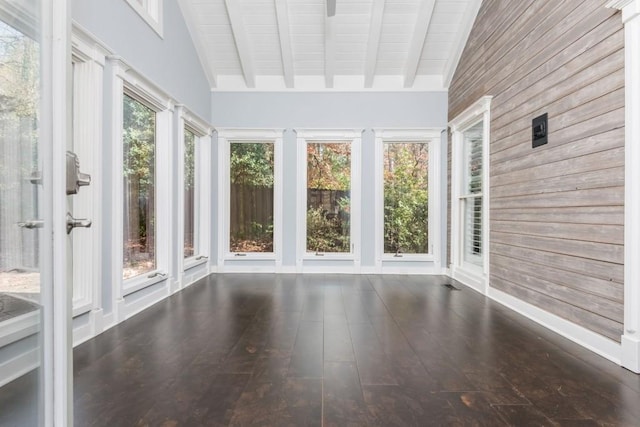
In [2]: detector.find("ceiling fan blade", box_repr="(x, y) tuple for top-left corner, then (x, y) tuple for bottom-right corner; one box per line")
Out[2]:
(327, 0), (336, 17)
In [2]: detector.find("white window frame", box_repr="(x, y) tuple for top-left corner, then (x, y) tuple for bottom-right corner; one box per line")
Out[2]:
(374, 130), (442, 267)
(449, 96), (491, 294)
(296, 130), (362, 266)
(178, 107), (212, 273)
(109, 57), (173, 300)
(70, 28), (108, 318)
(217, 129), (283, 267)
(607, 0), (640, 373)
(124, 0), (163, 37)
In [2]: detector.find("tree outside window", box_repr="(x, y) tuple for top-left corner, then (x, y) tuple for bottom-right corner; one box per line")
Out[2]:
(383, 142), (429, 254)
(184, 127), (196, 258)
(229, 142), (274, 252)
(306, 142), (351, 253)
(122, 94), (156, 279)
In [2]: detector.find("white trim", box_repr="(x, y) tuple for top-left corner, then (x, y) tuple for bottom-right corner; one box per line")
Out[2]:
(223, 0), (256, 87)
(325, 15), (336, 88)
(0, 348), (39, 389)
(296, 131), (362, 270)
(107, 56), (175, 319)
(449, 96), (492, 294)
(443, 0), (482, 88)
(71, 28), (105, 320)
(608, 0), (640, 373)
(0, 312), (40, 349)
(489, 287), (622, 366)
(45, 0), (74, 422)
(364, 0), (386, 88)
(373, 129), (443, 268)
(217, 130), (284, 270)
(123, 283), (170, 321)
(123, 274), (168, 297)
(274, 0), (294, 88)
(177, 107), (213, 288)
(124, 0), (163, 38)
(404, 0), (437, 88)
(211, 75), (447, 92)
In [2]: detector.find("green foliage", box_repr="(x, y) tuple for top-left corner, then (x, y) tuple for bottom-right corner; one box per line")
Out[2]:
(230, 142), (274, 187)
(229, 142), (275, 252)
(306, 206), (350, 252)
(184, 128), (196, 190)
(384, 143), (429, 254)
(307, 143), (350, 190)
(123, 95), (155, 192)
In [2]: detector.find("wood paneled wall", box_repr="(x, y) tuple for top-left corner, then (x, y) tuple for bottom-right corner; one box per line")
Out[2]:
(448, 0), (624, 341)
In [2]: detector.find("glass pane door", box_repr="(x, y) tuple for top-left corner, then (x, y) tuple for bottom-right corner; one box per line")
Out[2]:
(0, 0), (71, 424)
(0, 4), (44, 425)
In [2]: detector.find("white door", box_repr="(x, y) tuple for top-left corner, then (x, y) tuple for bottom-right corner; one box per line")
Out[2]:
(0, 0), (73, 425)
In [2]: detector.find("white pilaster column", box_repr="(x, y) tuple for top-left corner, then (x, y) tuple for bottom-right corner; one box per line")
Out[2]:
(608, 0), (640, 373)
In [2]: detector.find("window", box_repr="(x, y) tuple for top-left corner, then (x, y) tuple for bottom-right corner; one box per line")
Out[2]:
(122, 94), (156, 280)
(218, 130), (282, 268)
(450, 96), (491, 292)
(180, 109), (211, 271)
(183, 127), (196, 259)
(229, 141), (275, 253)
(462, 122), (483, 266)
(383, 141), (429, 255)
(297, 131), (361, 265)
(124, 0), (163, 37)
(306, 141), (352, 253)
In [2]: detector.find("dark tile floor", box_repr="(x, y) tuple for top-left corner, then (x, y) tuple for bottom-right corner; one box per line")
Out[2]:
(70, 274), (640, 426)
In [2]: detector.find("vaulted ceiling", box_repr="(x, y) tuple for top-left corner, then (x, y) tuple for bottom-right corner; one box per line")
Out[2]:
(178, 0), (481, 91)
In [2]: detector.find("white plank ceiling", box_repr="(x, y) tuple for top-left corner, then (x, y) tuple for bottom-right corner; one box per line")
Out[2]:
(179, 0), (481, 90)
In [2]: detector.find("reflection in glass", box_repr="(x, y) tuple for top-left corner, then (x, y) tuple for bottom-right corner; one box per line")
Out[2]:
(123, 94), (156, 279)
(0, 19), (41, 300)
(383, 142), (429, 254)
(229, 142), (274, 253)
(184, 128), (196, 258)
(306, 142), (351, 253)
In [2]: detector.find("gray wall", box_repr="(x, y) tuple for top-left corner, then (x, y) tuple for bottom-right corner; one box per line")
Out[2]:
(211, 91), (447, 129)
(73, 0), (211, 119)
(211, 91), (448, 270)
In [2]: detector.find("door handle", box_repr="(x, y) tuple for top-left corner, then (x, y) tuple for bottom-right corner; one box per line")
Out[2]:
(18, 220), (44, 229)
(66, 212), (91, 234)
(66, 151), (91, 195)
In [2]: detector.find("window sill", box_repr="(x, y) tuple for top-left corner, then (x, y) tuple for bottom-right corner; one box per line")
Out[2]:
(303, 253), (355, 261)
(381, 254), (434, 262)
(184, 256), (208, 271)
(123, 271), (168, 297)
(224, 253), (277, 261)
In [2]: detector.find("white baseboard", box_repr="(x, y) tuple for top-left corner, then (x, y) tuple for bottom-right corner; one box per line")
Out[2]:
(488, 287), (622, 366)
(124, 285), (170, 321)
(0, 312), (39, 348)
(451, 267), (486, 294)
(0, 348), (38, 388)
(621, 334), (640, 373)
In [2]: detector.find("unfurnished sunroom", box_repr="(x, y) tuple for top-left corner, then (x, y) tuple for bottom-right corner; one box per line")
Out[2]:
(0, 0), (639, 425)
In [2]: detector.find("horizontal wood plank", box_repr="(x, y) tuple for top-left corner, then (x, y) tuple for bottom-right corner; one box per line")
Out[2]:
(449, 0), (624, 342)
(490, 241), (623, 284)
(490, 231), (623, 265)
